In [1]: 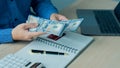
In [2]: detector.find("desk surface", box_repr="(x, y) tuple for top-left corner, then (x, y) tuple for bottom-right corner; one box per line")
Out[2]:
(1, 0), (120, 68)
(0, 36), (120, 68)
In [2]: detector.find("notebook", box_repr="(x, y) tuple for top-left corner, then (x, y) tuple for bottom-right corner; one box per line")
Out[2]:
(15, 32), (93, 68)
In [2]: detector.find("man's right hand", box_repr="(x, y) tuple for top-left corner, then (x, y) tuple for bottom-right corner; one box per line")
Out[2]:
(12, 23), (45, 41)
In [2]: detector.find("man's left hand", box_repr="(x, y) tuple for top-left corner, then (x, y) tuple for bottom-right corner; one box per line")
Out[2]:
(50, 13), (68, 21)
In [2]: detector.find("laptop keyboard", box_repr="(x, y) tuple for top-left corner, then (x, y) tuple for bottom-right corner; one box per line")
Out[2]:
(0, 54), (45, 68)
(94, 10), (120, 35)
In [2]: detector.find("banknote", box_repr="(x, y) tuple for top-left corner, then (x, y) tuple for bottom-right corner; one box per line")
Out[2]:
(27, 15), (66, 36)
(27, 15), (84, 36)
(59, 18), (84, 32)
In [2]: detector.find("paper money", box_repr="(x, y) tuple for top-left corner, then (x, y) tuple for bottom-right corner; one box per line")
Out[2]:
(59, 18), (84, 31)
(28, 15), (66, 36)
(27, 15), (84, 36)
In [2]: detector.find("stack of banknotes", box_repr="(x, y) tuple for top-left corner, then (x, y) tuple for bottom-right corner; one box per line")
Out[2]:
(27, 15), (84, 36)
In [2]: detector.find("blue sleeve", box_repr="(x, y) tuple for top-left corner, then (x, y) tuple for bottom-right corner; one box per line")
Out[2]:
(0, 29), (13, 43)
(31, 0), (58, 19)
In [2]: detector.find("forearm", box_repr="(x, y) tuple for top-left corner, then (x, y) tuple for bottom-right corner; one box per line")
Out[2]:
(0, 29), (13, 43)
(31, 0), (58, 19)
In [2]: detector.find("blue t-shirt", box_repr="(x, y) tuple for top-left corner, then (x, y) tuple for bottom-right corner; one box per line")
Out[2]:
(0, 0), (58, 43)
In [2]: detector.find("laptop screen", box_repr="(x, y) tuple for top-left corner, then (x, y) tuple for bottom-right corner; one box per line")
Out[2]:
(114, 2), (120, 22)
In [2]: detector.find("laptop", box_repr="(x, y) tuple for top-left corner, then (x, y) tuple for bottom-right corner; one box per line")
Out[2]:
(76, 2), (120, 36)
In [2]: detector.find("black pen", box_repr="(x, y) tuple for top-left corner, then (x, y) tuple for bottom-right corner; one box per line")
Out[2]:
(31, 49), (68, 55)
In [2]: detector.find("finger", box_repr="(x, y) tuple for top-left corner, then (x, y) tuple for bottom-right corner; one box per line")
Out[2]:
(58, 15), (68, 21)
(29, 32), (46, 38)
(60, 17), (68, 20)
(52, 14), (68, 21)
(24, 23), (38, 29)
(26, 38), (33, 41)
(50, 17), (57, 20)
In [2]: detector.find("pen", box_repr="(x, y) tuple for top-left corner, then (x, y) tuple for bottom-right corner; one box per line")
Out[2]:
(31, 49), (68, 55)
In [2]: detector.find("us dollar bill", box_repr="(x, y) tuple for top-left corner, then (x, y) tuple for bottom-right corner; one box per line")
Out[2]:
(27, 15), (67, 36)
(27, 15), (84, 36)
(59, 18), (84, 31)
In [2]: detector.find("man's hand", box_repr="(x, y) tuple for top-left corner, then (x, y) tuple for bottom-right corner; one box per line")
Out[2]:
(50, 13), (68, 21)
(12, 23), (45, 41)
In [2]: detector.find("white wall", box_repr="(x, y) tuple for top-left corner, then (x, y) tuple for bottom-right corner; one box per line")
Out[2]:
(51, 0), (119, 19)
(51, 0), (77, 10)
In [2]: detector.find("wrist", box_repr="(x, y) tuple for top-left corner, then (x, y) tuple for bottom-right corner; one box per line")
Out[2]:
(12, 28), (18, 41)
(12, 29), (15, 40)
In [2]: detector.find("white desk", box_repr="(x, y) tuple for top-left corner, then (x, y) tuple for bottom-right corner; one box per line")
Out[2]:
(1, 36), (120, 68)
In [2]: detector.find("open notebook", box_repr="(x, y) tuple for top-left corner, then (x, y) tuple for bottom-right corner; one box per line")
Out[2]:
(15, 32), (93, 68)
